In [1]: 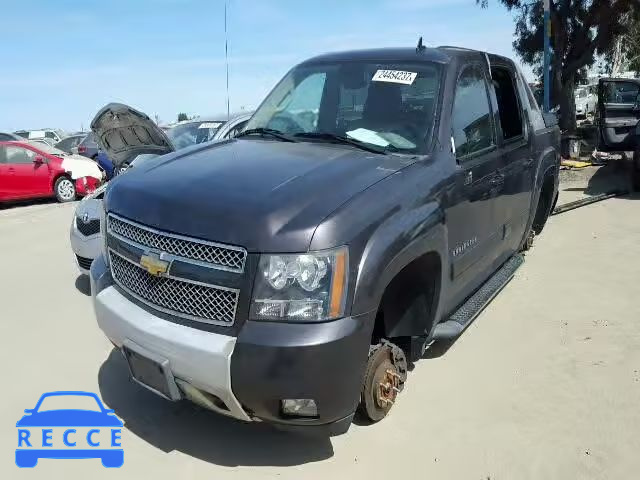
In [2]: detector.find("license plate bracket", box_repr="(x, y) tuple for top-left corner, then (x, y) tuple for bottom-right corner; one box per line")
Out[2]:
(122, 340), (181, 401)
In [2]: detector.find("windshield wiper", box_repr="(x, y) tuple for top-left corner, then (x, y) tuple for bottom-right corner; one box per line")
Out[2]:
(236, 128), (297, 142)
(294, 132), (389, 154)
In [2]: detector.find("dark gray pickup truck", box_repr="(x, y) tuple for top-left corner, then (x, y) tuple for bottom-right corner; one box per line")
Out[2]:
(90, 45), (560, 436)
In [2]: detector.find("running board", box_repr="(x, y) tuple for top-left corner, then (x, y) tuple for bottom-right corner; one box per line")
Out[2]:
(432, 254), (524, 341)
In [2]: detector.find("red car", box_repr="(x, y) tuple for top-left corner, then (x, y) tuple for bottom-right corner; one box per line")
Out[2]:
(0, 141), (104, 203)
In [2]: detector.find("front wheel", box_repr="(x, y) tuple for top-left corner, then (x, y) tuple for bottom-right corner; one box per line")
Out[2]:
(357, 341), (407, 423)
(54, 176), (76, 202)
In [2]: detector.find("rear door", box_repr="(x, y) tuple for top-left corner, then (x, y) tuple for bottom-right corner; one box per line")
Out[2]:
(446, 63), (504, 308)
(489, 61), (535, 256)
(598, 79), (640, 151)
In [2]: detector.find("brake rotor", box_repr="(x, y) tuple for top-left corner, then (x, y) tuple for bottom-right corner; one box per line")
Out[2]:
(370, 341), (408, 409)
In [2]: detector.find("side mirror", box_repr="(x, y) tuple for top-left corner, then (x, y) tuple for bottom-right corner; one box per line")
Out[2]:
(23, 409), (34, 414)
(34, 156), (45, 164)
(542, 112), (558, 128)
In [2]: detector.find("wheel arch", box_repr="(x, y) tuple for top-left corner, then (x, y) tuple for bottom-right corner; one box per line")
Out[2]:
(51, 171), (72, 191)
(532, 172), (556, 233)
(351, 202), (447, 340)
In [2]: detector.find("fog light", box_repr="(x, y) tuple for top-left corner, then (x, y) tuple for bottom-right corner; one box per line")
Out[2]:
(281, 399), (318, 418)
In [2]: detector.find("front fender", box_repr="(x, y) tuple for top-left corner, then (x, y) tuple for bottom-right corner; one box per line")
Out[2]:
(352, 201), (446, 324)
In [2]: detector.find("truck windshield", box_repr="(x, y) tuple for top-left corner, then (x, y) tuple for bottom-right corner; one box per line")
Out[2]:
(245, 61), (442, 154)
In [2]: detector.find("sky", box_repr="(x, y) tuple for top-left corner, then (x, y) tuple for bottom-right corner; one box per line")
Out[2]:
(0, 0), (528, 133)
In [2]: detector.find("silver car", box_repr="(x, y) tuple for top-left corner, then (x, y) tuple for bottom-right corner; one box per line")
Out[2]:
(118, 112), (253, 174)
(70, 104), (252, 274)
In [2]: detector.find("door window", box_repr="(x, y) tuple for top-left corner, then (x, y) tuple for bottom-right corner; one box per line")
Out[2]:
(6, 146), (35, 164)
(490, 66), (523, 141)
(602, 81), (640, 104)
(452, 65), (495, 158)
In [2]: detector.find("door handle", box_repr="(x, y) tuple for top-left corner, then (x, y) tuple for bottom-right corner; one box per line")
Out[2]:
(8, 167), (15, 174)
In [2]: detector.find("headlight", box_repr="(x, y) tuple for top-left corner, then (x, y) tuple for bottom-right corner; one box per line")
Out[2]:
(250, 246), (348, 322)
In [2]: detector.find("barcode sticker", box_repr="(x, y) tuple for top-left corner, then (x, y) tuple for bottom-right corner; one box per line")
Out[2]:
(372, 70), (417, 85)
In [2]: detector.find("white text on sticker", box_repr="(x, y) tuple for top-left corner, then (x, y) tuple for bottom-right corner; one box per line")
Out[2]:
(372, 70), (417, 85)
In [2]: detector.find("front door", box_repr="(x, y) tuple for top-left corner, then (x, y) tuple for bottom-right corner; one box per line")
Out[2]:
(598, 78), (640, 152)
(4, 145), (49, 199)
(445, 63), (504, 310)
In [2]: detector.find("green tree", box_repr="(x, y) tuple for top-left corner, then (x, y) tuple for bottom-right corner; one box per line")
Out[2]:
(479, 0), (638, 133)
(622, 12), (640, 73)
(177, 112), (189, 122)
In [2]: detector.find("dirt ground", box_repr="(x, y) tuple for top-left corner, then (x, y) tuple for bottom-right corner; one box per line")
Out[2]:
(1, 192), (639, 479)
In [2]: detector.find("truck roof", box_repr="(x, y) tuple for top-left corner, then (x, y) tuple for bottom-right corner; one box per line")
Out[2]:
(300, 46), (513, 67)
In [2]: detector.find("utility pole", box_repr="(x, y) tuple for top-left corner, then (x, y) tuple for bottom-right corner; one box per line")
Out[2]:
(543, 0), (551, 112)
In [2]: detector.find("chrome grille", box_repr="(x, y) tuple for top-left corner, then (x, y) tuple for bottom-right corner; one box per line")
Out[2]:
(109, 251), (238, 325)
(107, 214), (246, 273)
(76, 217), (101, 236)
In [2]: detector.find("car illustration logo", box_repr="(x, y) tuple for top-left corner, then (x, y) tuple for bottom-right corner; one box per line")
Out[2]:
(16, 391), (123, 468)
(140, 253), (170, 276)
(82, 213), (90, 223)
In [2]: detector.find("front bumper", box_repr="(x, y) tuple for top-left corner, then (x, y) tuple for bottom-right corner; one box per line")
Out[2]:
(75, 176), (101, 197)
(70, 219), (102, 275)
(90, 255), (373, 435)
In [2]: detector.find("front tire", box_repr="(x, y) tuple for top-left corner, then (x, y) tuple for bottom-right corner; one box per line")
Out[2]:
(54, 176), (76, 202)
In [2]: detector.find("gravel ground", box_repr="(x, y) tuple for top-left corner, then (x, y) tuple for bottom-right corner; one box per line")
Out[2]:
(1, 194), (639, 479)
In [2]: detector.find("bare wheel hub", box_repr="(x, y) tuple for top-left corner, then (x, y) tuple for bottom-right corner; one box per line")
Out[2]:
(376, 366), (401, 408)
(371, 340), (408, 409)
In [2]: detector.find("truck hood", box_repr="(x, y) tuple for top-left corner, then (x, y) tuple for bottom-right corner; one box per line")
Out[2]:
(106, 139), (416, 252)
(90, 103), (173, 167)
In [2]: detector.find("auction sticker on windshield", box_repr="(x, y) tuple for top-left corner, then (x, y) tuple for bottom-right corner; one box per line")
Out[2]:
(372, 70), (417, 85)
(198, 122), (222, 129)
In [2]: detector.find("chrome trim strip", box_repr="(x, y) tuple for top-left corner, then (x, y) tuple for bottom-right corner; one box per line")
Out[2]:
(109, 249), (239, 326)
(107, 212), (247, 273)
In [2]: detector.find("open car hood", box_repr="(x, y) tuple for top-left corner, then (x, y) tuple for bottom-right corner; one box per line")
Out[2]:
(90, 103), (174, 167)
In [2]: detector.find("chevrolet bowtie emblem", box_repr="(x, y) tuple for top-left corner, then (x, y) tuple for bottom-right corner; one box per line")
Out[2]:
(140, 253), (170, 276)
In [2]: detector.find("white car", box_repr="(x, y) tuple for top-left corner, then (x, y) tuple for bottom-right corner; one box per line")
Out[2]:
(69, 104), (253, 274)
(14, 129), (66, 144)
(575, 85), (597, 118)
(70, 184), (107, 274)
